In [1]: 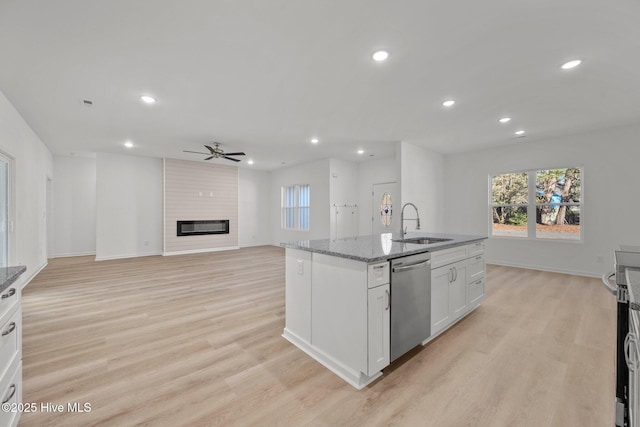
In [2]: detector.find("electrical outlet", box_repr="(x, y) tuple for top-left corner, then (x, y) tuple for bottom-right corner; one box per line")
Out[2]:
(144, 241), (149, 247)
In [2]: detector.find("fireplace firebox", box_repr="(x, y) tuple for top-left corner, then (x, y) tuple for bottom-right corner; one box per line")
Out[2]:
(177, 220), (229, 236)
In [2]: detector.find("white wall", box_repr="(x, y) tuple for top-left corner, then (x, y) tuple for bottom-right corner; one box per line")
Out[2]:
(330, 158), (359, 239)
(271, 158), (330, 245)
(357, 156), (397, 235)
(444, 124), (640, 277)
(399, 141), (446, 233)
(95, 153), (163, 260)
(0, 90), (53, 286)
(239, 168), (272, 247)
(52, 155), (96, 257)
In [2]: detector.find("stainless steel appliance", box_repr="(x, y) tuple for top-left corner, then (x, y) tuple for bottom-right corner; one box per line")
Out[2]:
(603, 246), (640, 426)
(390, 252), (431, 362)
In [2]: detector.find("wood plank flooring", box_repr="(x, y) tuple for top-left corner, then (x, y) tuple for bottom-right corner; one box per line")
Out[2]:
(20, 246), (615, 426)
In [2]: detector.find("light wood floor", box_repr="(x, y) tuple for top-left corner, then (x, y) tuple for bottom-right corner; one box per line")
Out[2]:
(20, 246), (615, 426)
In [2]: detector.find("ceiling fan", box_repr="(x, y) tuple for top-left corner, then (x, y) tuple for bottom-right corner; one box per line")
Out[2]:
(183, 142), (246, 162)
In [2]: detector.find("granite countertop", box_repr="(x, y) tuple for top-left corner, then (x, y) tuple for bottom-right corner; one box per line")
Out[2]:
(281, 232), (487, 263)
(626, 268), (640, 311)
(0, 266), (26, 294)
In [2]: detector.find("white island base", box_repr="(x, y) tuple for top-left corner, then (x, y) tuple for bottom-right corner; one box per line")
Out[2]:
(282, 328), (383, 390)
(282, 239), (485, 390)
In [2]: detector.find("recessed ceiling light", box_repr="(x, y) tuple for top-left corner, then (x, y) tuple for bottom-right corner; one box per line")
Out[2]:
(515, 130), (525, 136)
(140, 95), (157, 104)
(561, 59), (582, 70)
(311, 138), (319, 144)
(247, 159), (254, 165)
(442, 100), (455, 107)
(124, 141), (134, 148)
(499, 117), (511, 123)
(372, 51), (389, 62)
(357, 149), (365, 155)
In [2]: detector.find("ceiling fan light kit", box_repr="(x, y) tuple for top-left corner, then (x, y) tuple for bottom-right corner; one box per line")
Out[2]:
(183, 142), (246, 163)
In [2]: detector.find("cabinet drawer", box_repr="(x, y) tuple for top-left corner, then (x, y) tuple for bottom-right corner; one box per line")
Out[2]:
(0, 357), (21, 427)
(0, 308), (20, 381)
(368, 262), (390, 288)
(468, 254), (485, 283)
(468, 241), (485, 256)
(431, 246), (468, 269)
(0, 287), (19, 324)
(468, 278), (485, 308)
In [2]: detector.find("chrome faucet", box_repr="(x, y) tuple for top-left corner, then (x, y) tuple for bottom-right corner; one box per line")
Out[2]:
(401, 202), (421, 235)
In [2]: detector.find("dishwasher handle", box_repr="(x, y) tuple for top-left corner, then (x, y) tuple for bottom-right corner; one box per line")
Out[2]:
(602, 271), (617, 295)
(392, 259), (430, 273)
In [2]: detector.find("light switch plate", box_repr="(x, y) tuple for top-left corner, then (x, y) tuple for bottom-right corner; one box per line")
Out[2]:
(297, 260), (304, 275)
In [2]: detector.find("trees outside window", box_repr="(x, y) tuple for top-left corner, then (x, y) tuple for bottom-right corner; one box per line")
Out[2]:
(491, 168), (582, 240)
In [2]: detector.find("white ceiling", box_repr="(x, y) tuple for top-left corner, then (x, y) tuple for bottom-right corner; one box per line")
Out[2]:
(1, 0), (639, 170)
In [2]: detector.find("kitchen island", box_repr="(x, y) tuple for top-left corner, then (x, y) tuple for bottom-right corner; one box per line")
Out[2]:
(281, 232), (487, 389)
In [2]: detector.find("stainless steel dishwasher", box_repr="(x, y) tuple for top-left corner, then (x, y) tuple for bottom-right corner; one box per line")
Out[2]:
(390, 252), (431, 362)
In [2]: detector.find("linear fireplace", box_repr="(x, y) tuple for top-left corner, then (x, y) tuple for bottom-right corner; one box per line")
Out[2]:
(177, 220), (230, 236)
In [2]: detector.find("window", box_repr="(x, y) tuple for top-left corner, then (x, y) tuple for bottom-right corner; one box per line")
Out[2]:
(282, 184), (310, 230)
(491, 168), (582, 240)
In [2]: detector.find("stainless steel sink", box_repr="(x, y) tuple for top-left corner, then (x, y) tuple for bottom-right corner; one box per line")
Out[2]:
(392, 237), (452, 245)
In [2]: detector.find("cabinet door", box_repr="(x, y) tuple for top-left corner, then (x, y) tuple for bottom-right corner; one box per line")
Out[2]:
(368, 284), (390, 375)
(431, 265), (452, 335)
(449, 261), (468, 321)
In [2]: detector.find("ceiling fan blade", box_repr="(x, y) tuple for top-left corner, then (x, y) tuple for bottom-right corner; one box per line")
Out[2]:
(223, 156), (241, 162)
(223, 152), (246, 156)
(183, 150), (210, 155)
(204, 156), (214, 160)
(204, 145), (215, 153)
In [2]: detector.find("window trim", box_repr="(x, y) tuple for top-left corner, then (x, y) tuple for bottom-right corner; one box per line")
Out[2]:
(489, 166), (583, 243)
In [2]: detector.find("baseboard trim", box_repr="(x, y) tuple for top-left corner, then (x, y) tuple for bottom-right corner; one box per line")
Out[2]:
(95, 252), (162, 261)
(50, 251), (96, 258)
(282, 328), (381, 390)
(162, 246), (240, 256)
(21, 261), (48, 289)
(486, 259), (601, 278)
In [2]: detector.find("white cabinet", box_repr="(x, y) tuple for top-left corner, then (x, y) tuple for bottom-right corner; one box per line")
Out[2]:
(283, 250), (391, 389)
(431, 260), (467, 336)
(431, 245), (468, 269)
(467, 253), (485, 310)
(0, 357), (20, 427)
(467, 254), (485, 283)
(467, 278), (485, 309)
(284, 249), (312, 342)
(468, 241), (485, 257)
(368, 262), (389, 288)
(431, 264), (451, 334)
(449, 260), (468, 320)
(367, 284), (390, 375)
(0, 281), (21, 427)
(430, 241), (485, 339)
